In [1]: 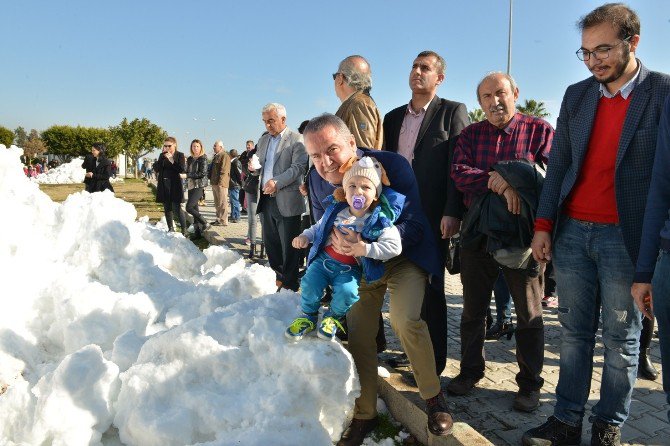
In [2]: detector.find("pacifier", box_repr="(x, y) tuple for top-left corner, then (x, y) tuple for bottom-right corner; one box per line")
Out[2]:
(352, 195), (366, 210)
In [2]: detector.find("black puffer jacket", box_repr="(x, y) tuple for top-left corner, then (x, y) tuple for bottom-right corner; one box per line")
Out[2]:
(461, 159), (545, 253)
(89, 156), (114, 192)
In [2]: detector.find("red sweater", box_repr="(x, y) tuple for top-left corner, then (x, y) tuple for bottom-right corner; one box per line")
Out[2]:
(535, 94), (632, 232)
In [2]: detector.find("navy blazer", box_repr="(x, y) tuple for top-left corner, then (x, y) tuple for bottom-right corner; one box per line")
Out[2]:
(537, 62), (670, 264)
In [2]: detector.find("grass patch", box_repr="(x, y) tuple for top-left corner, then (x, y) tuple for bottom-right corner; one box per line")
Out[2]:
(39, 178), (165, 223)
(370, 412), (403, 445)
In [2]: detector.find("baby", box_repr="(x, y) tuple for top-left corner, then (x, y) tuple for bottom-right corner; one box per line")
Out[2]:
(285, 156), (404, 341)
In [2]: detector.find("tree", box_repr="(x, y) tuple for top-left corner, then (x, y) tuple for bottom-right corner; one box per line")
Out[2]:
(14, 126), (28, 147)
(22, 129), (47, 162)
(0, 126), (14, 147)
(109, 118), (166, 178)
(468, 108), (486, 123)
(42, 125), (111, 158)
(517, 99), (550, 119)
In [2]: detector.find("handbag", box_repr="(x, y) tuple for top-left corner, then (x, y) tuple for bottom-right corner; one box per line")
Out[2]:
(445, 236), (461, 275)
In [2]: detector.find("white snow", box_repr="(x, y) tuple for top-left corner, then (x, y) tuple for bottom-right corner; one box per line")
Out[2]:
(0, 144), (360, 445)
(32, 157), (123, 184)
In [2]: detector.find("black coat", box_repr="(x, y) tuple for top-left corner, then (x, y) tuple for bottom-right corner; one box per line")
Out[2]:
(154, 151), (186, 203)
(461, 159), (545, 253)
(239, 148), (259, 195)
(383, 95), (469, 260)
(229, 157), (242, 188)
(82, 154), (96, 192)
(88, 156), (114, 192)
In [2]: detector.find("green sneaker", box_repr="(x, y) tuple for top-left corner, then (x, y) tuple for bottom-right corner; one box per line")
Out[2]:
(318, 312), (346, 341)
(285, 313), (318, 341)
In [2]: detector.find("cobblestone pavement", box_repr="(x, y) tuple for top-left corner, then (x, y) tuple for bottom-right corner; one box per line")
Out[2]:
(197, 188), (668, 445)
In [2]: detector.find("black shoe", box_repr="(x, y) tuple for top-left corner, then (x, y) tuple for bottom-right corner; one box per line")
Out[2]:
(425, 392), (453, 436)
(446, 373), (481, 396)
(638, 348), (659, 380)
(513, 389), (540, 412)
(248, 243), (255, 259)
(211, 221), (222, 226)
(387, 353), (411, 368)
(486, 320), (515, 340)
(591, 419), (621, 446)
(336, 417), (378, 446)
(522, 416), (581, 446)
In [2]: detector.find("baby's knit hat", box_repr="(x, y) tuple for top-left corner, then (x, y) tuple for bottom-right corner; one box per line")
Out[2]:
(343, 156), (384, 198)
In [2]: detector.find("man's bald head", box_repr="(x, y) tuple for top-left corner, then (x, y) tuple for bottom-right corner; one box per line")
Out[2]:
(337, 55), (373, 93)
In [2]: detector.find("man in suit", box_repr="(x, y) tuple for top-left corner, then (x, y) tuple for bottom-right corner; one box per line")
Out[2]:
(303, 114), (453, 446)
(334, 55), (383, 150)
(210, 140), (231, 226)
(524, 4), (670, 445)
(383, 50), (469, 375)
(250, 103), (308, 292)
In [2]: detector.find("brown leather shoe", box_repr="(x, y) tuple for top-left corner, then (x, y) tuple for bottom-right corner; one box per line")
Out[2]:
(425, 392), (453, 436)
(337, 417), (379, 446)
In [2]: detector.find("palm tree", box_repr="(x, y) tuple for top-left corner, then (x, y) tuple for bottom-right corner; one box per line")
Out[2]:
(517, 99), (550, 118)
(468, 108), (486, 123)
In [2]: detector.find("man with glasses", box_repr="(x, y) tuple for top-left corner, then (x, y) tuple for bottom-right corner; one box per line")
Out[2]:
(333, 55), (383, 150)
(524, 4), (670, 446)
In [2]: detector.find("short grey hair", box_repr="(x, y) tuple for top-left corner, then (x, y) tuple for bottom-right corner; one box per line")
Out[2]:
(338, 55), (372, 92)
(214, 140), (224, 147)
(476, 71), (518, 102)
(416, 50), (446, 76)
(303, 113), (353, 141)
(262, 103), (287, 118)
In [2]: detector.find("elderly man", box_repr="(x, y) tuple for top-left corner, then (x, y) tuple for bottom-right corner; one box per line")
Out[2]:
(209, 140), (231, 226)
(250, 103), (307, 292)
(303, 114), (453, 446)
(450, 72), (552, 412)
(333, 55), (383, 150)
(524, 4), (670, 445)
(384, 50), (469, 374)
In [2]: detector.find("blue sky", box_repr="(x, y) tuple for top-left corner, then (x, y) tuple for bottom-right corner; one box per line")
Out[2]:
(3, 0), (670, 156)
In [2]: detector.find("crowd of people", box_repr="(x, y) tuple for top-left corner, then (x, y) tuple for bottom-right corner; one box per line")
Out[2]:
(73, 3), (670, 445)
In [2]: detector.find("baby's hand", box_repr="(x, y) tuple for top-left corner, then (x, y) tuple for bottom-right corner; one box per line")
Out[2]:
(292, 235), (309, 249)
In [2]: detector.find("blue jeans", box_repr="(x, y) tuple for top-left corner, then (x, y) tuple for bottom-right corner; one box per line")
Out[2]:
(494, 270), (513, 324)
(553, 217), (642, 427)
(652, 248), (670, 422)
(300, 251), (362, 317)
(229, 187), (241, 220)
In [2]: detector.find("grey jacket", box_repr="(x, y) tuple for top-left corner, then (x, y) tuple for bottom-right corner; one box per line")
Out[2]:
(255, 128), (308, 217)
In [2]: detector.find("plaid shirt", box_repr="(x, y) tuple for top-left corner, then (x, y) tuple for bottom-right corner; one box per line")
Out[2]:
(452, 112), (553, 208)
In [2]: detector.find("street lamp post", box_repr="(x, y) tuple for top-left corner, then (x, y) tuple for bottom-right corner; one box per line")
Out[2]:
(507, 0), (513, 75)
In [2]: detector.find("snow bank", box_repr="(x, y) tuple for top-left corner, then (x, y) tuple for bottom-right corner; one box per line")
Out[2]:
(32, 157), (124, 184)
(0, 144), (359, 445)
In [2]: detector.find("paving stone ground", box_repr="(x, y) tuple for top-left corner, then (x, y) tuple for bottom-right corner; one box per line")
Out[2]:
(196, 187), (668, 446)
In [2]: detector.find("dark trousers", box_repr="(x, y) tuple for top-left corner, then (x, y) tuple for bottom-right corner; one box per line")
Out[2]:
(163, 201), (187, 232)
(459, 246), (545, 391)
(259, 196), (302, 291)
(185, 187), (208, 233)
(421, 283), (448, 375)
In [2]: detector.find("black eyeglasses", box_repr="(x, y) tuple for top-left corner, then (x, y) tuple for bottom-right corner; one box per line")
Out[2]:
(163, 144), (173, 148)
(576, 36), (631, 61)
(332, 72), (345, 80)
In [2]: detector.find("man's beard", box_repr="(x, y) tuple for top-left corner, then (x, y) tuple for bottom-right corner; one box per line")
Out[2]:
(596, 51), (631, 85)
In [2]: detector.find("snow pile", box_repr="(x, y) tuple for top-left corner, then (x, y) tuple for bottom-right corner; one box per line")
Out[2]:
(0, 144), (359, 445)
(31, 157), (124, 184)
(32, 157), (87, 184)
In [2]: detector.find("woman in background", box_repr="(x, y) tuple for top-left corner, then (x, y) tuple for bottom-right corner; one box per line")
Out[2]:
(185, 139), (210, 239)
(154, 136), (188, 235)
(85, 142), (114, 193)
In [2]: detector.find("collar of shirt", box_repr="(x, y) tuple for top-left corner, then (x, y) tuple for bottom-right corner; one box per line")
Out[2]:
(484, 112), (521, 135)
(271, 127), (287, 141)
(405, 100), (429, 117)
(599, 60), (641, 99)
